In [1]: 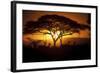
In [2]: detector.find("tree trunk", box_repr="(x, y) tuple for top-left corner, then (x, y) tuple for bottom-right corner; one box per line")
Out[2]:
(60, 36), (62, 47)
(53, 40), (56, 47)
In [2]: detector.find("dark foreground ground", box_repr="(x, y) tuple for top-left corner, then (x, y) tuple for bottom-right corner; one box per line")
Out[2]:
(23, 38), (91, 63)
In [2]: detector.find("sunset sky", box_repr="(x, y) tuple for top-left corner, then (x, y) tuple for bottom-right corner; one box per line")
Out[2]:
(23, 10), (91, 25)
(23, 10), (91, 47)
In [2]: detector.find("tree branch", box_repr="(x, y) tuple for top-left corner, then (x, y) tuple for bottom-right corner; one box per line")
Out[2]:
(62, 32), (73, 36)
(38, 30), (51, 35)
(55, 31), (62, 42)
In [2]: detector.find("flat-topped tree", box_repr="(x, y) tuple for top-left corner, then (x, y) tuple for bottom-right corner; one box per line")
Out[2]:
(24, 15), (90, 47)
(38, 15), (90, 47)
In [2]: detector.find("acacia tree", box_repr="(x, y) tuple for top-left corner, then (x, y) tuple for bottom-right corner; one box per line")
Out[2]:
(24, 15), (90, 47)
(37, 15), (90, 47)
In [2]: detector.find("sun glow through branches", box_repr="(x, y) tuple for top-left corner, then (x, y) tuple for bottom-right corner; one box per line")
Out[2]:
(51, 31), (60, 40)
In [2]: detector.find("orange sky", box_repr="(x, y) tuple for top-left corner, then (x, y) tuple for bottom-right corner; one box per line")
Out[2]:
(23, 10), (90, 47)
(23, 10), (91, 26)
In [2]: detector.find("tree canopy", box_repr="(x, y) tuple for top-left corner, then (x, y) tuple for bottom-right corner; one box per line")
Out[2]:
(24, 14), (90, 34)
(23, 14), (90, 47)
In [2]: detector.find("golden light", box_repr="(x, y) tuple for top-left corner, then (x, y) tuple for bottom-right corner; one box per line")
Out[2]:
(23, 29), (90, 47)
(51, 31), (60, 40)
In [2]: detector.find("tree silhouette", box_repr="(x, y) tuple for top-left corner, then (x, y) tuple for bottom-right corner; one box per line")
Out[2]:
(24, 15), (90, 47)
(23, 21), (38, 34)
